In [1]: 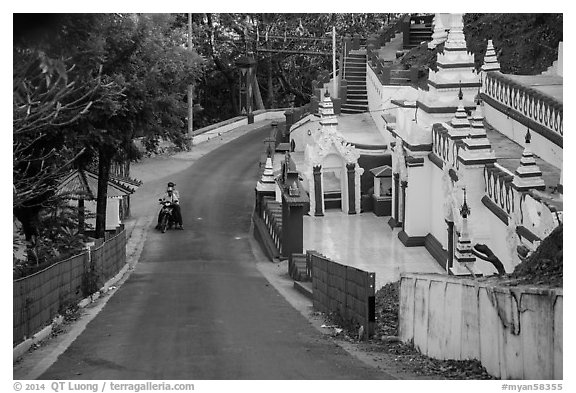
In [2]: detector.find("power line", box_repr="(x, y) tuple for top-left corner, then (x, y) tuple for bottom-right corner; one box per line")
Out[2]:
(256, 48), (332, 56)
(256, 34), (332, 42)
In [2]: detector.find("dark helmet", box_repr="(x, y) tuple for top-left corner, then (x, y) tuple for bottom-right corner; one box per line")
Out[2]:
(167, 182), (175, 187)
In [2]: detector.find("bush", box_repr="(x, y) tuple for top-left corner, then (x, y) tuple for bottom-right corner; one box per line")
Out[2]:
(13, 202), (90, 279)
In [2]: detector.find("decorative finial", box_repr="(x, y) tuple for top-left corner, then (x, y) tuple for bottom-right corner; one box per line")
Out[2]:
(525, 128), (532, 144)
(475, 87), (482, 106)
(458, 82), (463, 101)
(460, 187), (471, 218)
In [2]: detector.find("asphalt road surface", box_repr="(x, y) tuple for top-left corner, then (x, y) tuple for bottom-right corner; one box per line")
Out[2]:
(40, 124), (390, 380)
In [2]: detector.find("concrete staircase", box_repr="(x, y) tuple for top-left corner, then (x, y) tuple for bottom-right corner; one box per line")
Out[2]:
(404, 20), (433, 49)
(341, 52), (368, 114)
(288, 253), (310, 282)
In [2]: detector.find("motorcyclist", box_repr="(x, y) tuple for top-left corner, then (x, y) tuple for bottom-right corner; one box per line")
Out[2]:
(156, 182), (184, 230)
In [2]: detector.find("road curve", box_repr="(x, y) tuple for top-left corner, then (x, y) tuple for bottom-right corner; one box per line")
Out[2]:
(40, 124), (391, 380)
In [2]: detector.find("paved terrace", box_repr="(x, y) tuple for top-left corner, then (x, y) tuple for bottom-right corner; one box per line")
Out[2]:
(486, 124), (562, 210)
(281, 111), (442, 290)
(338, 112), (387, 148)
(505, 74), (563, 103)
(303, 212), (445, 290)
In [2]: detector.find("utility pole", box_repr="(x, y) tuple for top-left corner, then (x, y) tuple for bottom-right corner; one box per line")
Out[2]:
(332, 26), (337, 98)
(188, 13), (194, 148)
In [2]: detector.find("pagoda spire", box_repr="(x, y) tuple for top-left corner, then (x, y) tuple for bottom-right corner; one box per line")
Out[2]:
(455, 189), (476, 263)
(428, 13), (448, 49)
(450, 188), (480, 276)
(444, 14), (467, 51)
(319, 90), (338, 129)
(449, 87), (471, 134)
(260, 156), (275, 184)
(469, 98), (486, 137)
(482, 39), (501, 72)
(512, 129), (546, 191)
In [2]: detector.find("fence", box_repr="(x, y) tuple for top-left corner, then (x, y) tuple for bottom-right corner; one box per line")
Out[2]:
(482, 71), (563, 145)
(13, 229), (126, 346)
(399, 273), (563, 379)
(308, 251), (376, 338)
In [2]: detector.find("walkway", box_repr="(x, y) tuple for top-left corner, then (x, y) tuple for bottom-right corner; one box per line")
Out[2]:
(303, 211), (445, 289)
(376, 30), (405, 63)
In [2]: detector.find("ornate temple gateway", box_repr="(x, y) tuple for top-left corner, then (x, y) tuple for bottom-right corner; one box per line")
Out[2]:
(303, 92), (364, 216)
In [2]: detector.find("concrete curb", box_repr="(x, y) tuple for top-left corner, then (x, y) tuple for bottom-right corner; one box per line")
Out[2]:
(293, 281), (313, 300)
(193, 110), (286, 144)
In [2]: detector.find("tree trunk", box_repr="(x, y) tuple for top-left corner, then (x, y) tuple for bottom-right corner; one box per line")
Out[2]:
(268, 55), (275, 108)
(252, 75), (265, 110)
(13, 205), (41, 264)
(78, 198), (85, 235)
(205, 13), (239, 116)
(95, 147), (111, 239)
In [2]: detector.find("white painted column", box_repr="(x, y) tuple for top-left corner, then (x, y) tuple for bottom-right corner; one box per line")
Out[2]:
(341, 163), (349, 214)
(355, 166), (364, 214)
(403, 162), (431, 238)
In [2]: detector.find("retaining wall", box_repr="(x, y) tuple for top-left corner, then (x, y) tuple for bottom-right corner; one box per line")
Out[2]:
(13, 230), (126, 346)
(399, 272), (562, 379)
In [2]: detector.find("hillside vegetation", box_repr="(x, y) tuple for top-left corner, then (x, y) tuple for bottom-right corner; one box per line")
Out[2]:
(402, 13), (562, 78)
(463, 13), (562, 75)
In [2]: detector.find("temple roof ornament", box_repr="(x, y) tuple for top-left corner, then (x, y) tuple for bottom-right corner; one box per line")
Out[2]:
(422, 13), (481, 112)
(450, 186), (480, 276)
(455, 188), (476, 263)
(449, 91), (471, 131)
(512, 129), (546, 191)
(481, 40), (501, 72)
(444, 14), (466, 51)
(260, 156), (275, 184)
(470, 102), (484, 129)
(305, 93), (360, 166)
(319, 91), (338, 127)
(458, 97), (496, 164)
(459, 187), (471, 218)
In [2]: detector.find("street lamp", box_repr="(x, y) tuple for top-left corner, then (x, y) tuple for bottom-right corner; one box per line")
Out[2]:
(236, 54), (257, 124)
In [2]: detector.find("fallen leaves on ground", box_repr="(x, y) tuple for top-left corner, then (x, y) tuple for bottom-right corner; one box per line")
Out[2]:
(319, 281), (494, 380)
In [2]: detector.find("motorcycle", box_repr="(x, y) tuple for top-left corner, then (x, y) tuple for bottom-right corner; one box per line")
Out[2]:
(158, 199), (176, 233)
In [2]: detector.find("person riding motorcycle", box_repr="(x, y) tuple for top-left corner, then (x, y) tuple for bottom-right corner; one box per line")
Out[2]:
(156, 182), (184, 230)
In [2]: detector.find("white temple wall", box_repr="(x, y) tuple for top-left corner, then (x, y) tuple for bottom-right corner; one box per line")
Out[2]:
(417, 110), (457, 130)
(557, 42), (563, 77)
(460, 166), (494, 244)
(366, 66), (415, 146)
(481, 204), (515, 273)
(404, 162), (432, 237)
(429, 163), (448, 250)
(484, 104), (562, 169)
(289, 116), (318, 153)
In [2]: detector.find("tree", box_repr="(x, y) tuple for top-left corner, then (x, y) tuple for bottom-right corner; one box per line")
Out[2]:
(463, 13), (562, 74)
(181, 13), (392, 122)
(71, 14), (203, 238)
(14, 13), (203, 243)
(12, 46), (112, 257)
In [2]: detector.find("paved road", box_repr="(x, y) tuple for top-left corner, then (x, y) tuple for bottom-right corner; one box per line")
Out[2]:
(40, 124), (390, 380)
